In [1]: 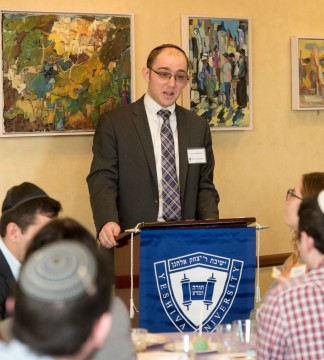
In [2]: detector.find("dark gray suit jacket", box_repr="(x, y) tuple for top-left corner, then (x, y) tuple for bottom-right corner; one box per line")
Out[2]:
(87, 96), (219, 233)
(0, 250), (15, 320)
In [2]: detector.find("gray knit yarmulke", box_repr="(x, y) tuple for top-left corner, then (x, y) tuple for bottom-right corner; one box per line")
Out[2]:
(19, 241), (97, 303)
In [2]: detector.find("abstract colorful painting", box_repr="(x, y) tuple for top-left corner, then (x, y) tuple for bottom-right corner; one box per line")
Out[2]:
(182, 16), (252, 130)
(291, 37), (324, 110)
(1, 11), (134, 136)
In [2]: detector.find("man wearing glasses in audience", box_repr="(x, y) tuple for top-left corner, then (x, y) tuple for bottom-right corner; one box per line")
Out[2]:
(257, 190), (324, 359)
(87, 44), (220, 248)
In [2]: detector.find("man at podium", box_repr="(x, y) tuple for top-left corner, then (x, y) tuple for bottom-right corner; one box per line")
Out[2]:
(87, 44), (220, 248)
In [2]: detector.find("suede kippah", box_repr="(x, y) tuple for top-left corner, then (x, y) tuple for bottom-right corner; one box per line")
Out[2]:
(1, 182), (49, 214)
(19, 241), (97, 303)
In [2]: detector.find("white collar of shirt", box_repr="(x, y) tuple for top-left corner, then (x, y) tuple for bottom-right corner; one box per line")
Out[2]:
(143, 93), (178, 156)
(144, 93), (179, 222)
(144, 93), (176, 118)
(0, 340), (53, 360)
(0, 237), (21, 280)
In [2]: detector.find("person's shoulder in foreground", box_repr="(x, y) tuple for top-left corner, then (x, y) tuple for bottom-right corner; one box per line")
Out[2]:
(0, 239), (113, 360)
(257, 191), (324, 360)
(93, 297), (136, 360)
(257, 268), (324, 359)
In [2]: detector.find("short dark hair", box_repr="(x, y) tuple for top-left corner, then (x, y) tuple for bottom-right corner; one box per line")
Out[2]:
(13, 240), (112, 356)
(301, 172), (324, 197)
(298, 195), (324, 254)
(0, 197), (62, 237)
(25, 217), (98, 259)
(146, 44), (189, 70)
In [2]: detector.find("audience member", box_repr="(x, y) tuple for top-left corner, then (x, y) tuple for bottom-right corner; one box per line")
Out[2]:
(1, 217), (135, 360)
(282, 172), (324, 278)
(0, 182), (61, 319)
(0, 240), (113, 359)
(250, 172), (324, 319)
(257, 190), (324, 359)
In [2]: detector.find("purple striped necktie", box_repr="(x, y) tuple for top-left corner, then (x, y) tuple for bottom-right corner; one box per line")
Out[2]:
(158, 109), (181, 221)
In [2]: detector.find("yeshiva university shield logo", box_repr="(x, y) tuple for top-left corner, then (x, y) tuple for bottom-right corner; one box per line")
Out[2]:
(154, 252), (243, 332)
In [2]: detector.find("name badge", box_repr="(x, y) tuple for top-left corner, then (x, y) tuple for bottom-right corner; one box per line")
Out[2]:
(290, 265), (307, 279)
(187, 148), (206, 164)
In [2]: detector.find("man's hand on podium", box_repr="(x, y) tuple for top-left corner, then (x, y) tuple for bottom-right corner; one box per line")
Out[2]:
(99, 221), (121, 248)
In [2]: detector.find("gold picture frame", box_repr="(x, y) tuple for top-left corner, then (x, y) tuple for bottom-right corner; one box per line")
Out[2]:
(181, 16), (252, 130)
(291, 36), (324, 110)
(1, 10), (135, 136)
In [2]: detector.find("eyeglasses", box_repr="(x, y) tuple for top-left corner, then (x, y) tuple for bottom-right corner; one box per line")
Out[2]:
(286, 188), (303, 201)
(148, 67), (189, 84)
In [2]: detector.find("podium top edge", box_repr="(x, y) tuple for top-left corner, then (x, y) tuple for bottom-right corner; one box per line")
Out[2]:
(141, 217), (256, 229)
(116, 218), (257, 246)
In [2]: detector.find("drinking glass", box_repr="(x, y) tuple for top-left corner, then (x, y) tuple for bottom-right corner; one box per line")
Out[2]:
(215, 323), (239, 353)
(173, 334), (196, 360)
(232, 319), (257, 356)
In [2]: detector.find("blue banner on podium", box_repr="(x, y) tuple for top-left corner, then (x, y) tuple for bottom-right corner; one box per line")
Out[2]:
(139, 226), (256, 332)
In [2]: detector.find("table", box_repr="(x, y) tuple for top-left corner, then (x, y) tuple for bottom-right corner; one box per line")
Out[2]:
(138, 332), (256, 360)
(138, 332), (218, 360)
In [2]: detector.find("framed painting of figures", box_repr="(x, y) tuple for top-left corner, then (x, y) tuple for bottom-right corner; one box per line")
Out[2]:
(181, 16), (252, 130)
(0, 11), (134, 136)
(291, 36), (324, 110)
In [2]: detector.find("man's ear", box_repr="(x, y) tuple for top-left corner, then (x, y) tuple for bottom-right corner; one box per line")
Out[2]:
(5, 296), (15, 314)
(91, 312), (112, 349)
(5, 223), (20, 243)
(300, 231), (314, 252)
(305, 232), (315, 252)
(299, 231), (307, 241)
(141, 67), (150, 82)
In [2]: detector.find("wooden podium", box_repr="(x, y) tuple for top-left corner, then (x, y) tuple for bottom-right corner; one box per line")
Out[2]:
(115, 217), (256, 285)
(115, 217), (255, 332)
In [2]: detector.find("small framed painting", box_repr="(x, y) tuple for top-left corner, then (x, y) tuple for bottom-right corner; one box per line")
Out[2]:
(181, 16), (252, 130)
(1, 10), (134, 136)
(291, 36), (324, 110)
